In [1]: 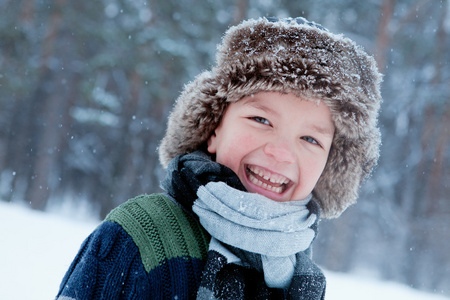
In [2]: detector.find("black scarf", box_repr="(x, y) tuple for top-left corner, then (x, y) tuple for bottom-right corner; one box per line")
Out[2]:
(161, 151), (326, 300)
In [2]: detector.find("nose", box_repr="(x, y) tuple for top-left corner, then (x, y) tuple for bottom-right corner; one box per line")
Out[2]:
(263, 139), (295, 164)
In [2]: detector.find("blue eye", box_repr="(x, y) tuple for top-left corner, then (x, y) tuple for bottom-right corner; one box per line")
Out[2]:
(251, 116), (271, 125)
(302, 136), (319, 145)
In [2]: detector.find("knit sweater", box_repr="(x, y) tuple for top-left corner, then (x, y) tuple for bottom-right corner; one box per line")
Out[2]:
(56, 194), (210, 300)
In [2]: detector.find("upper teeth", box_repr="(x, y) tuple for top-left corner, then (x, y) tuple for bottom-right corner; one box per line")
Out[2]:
(248, 165), (290, 185)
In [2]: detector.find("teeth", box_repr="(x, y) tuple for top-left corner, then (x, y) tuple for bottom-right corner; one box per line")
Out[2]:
(248, 165), (290, 184)
(247, 165), (290, 194)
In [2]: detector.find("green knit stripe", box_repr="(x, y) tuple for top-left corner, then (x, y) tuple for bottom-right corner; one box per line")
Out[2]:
(105, 194), (209, 272)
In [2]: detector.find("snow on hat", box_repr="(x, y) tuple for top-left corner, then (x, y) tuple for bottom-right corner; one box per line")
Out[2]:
(158, 17), (382, 218)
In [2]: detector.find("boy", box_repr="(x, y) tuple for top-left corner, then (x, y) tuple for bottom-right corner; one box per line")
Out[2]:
(56, 17), (382, 299)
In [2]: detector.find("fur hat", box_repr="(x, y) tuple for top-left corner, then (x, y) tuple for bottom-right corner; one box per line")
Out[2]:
(158, 17), (382, 218)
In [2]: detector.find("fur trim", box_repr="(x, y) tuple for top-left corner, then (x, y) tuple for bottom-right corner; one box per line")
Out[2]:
(159, 17), (382, 218)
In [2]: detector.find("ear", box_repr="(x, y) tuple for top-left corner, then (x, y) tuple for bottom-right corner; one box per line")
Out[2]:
(207, 131), (217, 154)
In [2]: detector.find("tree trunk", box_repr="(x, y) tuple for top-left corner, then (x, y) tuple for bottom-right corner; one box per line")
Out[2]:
(25, 0), (67, 210)
(425, 0), (449, 213)
(374, 0), (395, 72)
(233, 0), (249, 25)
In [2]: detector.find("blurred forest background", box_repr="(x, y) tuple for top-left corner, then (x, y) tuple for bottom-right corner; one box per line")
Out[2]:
(1, 0), (449, 296)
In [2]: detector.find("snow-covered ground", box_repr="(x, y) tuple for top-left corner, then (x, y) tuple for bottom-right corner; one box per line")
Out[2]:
(0, 201), (448, 300)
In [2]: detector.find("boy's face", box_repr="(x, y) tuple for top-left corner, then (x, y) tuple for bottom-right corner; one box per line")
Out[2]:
(207, 92), (334, 202)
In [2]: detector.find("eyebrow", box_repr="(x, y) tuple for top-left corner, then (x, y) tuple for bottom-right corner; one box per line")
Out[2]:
(310, 124), (335, 137)
(244, 97), (281, 117)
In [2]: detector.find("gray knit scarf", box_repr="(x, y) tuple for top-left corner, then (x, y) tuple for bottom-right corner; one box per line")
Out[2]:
(161, 151), (326, 299)
(194, 181), (316, 288)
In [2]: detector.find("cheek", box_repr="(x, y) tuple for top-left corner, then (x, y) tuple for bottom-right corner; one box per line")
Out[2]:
(303, 157), (328, 184)
(236, 133), (257, 149)
(216, 133), (256, 171)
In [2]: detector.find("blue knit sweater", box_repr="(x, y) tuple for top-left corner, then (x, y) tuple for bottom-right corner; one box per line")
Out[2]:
(56, 194), (210, 299)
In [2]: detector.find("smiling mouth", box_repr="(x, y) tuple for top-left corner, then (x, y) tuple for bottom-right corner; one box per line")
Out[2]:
(246, 165), (291, 194)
